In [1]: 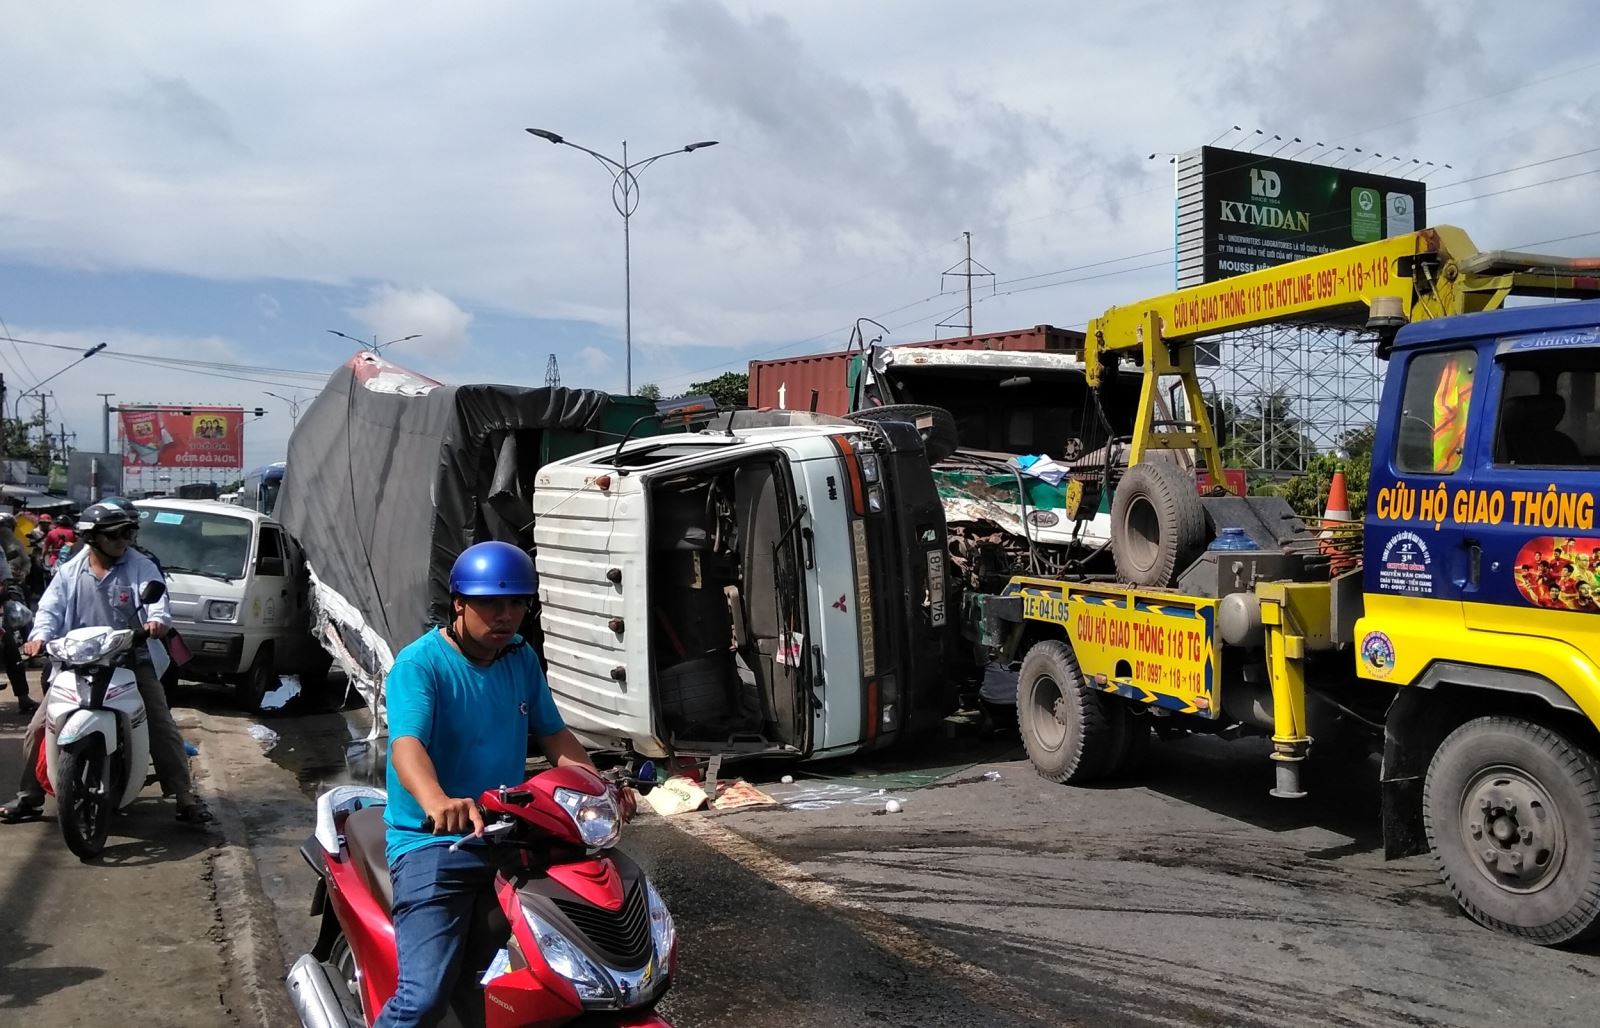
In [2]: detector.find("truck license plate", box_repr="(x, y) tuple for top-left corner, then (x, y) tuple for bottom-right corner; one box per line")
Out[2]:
(926, 549), (947, 626)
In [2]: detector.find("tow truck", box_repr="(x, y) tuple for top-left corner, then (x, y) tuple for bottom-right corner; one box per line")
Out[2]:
(968, 225), (1600, 943)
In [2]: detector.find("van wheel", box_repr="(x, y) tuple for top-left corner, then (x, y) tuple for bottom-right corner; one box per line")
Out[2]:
(1110, 462), (1207, 587)
(1423, 716), (1600, 945)
(848, 404), (959, 463)
(1017, 640), (1117, 784)
(235, 645), (276, 714)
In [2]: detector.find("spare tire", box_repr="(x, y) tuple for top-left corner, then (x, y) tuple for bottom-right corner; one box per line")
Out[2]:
(1111, 462), (1206, 587)
(848, 404), (959, 464)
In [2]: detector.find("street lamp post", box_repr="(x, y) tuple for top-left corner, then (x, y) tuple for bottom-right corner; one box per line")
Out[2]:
(525, 128), (718, 395)
(13, 342), (107, 420)
(263, 391), (306, 430)
(326, 329), (422, 356)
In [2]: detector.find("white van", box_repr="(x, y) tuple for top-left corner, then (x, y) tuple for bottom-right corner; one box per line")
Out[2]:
(134, 499), (326, 710)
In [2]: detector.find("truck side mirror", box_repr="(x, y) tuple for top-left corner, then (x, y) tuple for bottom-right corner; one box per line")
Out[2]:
(139, 580), (166, 604)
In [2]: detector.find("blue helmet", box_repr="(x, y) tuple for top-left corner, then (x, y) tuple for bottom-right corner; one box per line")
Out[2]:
(449, 541), (538, 597)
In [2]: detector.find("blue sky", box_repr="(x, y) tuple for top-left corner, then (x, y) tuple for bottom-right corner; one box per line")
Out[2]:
(2, 1), (1597, 477)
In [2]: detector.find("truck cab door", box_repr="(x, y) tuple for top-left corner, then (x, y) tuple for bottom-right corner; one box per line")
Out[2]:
(1463, 335), (1600, 636)
(1364, 344), (1482, 674)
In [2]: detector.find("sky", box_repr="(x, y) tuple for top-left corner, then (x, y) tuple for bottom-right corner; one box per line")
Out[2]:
(1, 1), (1597, 476)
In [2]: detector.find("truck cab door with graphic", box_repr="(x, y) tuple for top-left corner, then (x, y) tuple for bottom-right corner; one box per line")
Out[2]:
(1368, 344), (1481, 644)
(1464, 333), (1600, 634)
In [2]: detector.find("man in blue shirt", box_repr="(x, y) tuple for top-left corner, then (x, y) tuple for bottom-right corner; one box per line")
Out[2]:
(376, 541), (595, 1028)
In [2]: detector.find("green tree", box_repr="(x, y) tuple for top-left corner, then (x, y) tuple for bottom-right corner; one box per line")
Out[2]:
(1274, 424), (1374, 519)
(0, 415), (51, 474)
(636, 383), (662, 400)
(688, 372), (749, 409)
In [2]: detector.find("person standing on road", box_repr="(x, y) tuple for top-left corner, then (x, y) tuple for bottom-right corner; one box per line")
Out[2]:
(0, 502), (212, 824)
(376, 541), (596, 1027)
(0, 514), (36, 714)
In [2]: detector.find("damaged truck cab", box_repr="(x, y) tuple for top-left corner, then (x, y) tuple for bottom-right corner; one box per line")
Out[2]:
(532, 414), (951, 762)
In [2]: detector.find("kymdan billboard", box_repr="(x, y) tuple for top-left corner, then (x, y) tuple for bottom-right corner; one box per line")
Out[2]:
(1176, 146), (1426, 287)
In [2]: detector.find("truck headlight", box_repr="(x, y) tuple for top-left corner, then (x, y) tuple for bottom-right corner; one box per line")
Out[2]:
(866, 485), (885, 513)
(858, 453), (881, 483)
(205, 600), (238, 622)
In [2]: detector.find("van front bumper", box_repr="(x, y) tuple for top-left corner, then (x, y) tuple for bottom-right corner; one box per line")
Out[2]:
(171, 625), (245, 675)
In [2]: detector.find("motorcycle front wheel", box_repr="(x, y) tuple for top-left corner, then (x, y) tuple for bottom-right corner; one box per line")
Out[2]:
(58, 735), (110, 859)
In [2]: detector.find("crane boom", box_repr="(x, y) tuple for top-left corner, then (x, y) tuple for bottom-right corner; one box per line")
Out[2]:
(1083, 225), (1600, 485)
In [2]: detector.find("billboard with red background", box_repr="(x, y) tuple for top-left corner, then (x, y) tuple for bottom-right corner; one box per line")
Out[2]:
(120, 406), (244, 469)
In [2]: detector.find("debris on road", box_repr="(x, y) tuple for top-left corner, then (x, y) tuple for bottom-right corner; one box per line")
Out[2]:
(247, 723), (281, 752)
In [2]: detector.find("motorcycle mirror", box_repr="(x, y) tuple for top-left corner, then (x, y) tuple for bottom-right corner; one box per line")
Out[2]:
(138, 580), (166, 604)
(633, 759), (657, 796)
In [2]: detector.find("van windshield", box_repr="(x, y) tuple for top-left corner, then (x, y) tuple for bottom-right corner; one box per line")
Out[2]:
(136, 508), (252, 580)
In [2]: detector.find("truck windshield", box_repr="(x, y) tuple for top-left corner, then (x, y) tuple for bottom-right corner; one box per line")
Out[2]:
(135, 508), (252, 580)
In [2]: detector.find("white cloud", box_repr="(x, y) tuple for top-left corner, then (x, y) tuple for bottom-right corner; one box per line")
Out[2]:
(0, 0), (1595, 397)
(350, 285), (473, 359)
(577, 346), (613, 375)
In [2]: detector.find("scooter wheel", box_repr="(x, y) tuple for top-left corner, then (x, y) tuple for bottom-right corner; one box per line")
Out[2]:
(58, 735), (111, 860)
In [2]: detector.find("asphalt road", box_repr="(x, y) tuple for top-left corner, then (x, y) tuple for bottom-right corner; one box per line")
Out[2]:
(9, 683), (1600, 1027)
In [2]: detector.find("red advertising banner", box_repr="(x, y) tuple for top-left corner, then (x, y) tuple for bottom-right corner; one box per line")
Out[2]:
(121, 406), (245, 469)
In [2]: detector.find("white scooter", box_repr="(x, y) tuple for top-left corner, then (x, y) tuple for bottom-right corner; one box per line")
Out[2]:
(42, 580), (165, 859)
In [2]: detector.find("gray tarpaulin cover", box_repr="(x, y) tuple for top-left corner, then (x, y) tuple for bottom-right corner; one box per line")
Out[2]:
(275, 353), (609, 715)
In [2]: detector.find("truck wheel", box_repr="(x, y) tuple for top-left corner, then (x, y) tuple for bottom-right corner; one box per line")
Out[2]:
(1423, 716), (1600, 945)
(848, 404), (960, 464)
(235, 645), (276, 714)
(1017, 640), (1117, 784)
(1110, 462), (1207, 587)
(1108, 707), (1154, 778)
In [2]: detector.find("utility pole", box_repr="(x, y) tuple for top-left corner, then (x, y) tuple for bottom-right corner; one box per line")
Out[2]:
(98, 393), (115, 453)
(545, 354), (561, 388)
(936, 231), (995, 339)
(36, 393), (50, 464)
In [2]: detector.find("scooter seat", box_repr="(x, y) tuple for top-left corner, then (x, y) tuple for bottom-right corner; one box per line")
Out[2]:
(342, 806), (395, 917)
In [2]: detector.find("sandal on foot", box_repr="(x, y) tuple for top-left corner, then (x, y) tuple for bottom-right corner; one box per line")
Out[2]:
(1, 801), (43, 824)
(175, 801), (215, 825)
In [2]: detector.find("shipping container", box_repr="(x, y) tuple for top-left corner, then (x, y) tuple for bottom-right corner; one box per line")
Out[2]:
(747, 324), (1085, 415)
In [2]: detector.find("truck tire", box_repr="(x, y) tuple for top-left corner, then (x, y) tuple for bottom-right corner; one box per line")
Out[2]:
(1017, 640), (1117, 784)
(848, 404), (959, 464)
(1111, 462), (1207, 587)
(1423, 716), (1600, 945)
(1108, 707), (1154, 778)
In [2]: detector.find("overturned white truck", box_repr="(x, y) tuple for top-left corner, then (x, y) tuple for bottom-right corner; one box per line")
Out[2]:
(277, 355), (955, 762)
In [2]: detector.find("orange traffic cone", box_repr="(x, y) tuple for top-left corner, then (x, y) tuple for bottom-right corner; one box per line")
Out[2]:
(1319, 468), (1356, 571)
(1322, 469), (1351, 522)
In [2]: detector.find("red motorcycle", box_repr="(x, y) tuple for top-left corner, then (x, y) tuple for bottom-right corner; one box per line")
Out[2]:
(286, 763), (675, 1027)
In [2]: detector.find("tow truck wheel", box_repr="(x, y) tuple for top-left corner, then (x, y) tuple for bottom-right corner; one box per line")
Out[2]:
(1018, 640), (1117, 784)
(1109, 708), (1153, 777)
(1110, 462), (1207, 587)
(1423, 716), (1600, 945)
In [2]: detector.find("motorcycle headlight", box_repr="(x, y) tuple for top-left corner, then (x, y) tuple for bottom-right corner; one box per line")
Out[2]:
(553, 786), (622, 850)
(47, 629), (134, 665)
(646, 879), (676, 971)
(523, 910), (616, 1005)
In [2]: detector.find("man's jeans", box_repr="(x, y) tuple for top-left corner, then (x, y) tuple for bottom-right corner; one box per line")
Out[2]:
(15, 648), (193, 807)
(374, 841), (499, 1028)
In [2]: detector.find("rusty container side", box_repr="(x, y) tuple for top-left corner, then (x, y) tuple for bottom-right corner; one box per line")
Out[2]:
(747, 324), (1085, 414)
